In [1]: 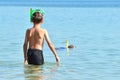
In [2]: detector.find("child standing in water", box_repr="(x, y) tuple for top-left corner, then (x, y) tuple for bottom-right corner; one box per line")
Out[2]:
(23, 10), (60, 65)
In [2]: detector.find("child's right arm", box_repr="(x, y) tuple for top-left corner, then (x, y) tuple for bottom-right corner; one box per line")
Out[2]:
(44, 29), (60, 63)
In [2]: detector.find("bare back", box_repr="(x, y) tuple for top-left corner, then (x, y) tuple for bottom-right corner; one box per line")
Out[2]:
(27, 27), (45, 50)
(23, 26), (60, 63)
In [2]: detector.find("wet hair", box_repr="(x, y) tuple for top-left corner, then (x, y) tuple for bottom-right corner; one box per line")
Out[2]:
(68, 45), (75, 48)
(31, 12), (43, 24)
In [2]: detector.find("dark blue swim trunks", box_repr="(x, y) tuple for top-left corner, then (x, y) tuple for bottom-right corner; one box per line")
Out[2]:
(27, 49), (44, 65)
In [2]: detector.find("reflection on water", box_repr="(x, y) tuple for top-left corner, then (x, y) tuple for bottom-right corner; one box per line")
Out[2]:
(24, 63), (59, 80)
(24, 65), (43, 80)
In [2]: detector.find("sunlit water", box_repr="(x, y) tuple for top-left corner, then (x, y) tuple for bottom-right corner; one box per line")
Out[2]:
(0, 6), (120, 80)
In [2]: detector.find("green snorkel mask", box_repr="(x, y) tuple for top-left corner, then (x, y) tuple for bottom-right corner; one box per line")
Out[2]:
(30, 8), (45, 22)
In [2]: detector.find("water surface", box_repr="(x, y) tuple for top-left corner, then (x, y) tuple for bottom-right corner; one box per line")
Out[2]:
(0, 6), (120, 80)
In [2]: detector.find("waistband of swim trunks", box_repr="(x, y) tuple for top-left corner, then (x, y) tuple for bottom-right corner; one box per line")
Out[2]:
(28, 48), (43, 52)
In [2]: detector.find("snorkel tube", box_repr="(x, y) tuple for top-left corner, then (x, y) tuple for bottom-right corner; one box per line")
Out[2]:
(66, 39), (69, 54)
(30, 8), (45, 22)
(66, 39), (69, 49)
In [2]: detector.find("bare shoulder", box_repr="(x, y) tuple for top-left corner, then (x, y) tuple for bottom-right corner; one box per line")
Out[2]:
(26, 28), (30, 34)
(41, 28), (48, 34)
(44, 29), (47, 32)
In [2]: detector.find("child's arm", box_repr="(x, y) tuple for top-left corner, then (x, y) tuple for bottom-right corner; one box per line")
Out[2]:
(44, 29), (60, 63)
(23, 29), (29, 64)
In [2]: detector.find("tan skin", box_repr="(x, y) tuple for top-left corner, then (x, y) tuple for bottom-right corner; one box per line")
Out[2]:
(23, 22), (60, 65)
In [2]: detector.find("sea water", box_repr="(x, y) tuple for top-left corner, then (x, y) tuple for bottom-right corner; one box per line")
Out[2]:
(0, 6), (120, 80)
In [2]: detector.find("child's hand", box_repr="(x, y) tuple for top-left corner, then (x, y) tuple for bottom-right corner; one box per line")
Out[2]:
(56, 56), (60, 63)
(24, 60), (28, 65)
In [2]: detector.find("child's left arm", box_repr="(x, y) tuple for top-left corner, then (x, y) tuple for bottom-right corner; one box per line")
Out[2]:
(23, 29), (29, 64)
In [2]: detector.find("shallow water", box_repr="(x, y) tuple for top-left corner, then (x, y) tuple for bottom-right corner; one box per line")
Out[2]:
(0, 6), (120, 80)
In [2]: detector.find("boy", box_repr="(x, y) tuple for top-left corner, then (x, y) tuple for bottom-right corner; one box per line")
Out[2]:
(23, 11), (60, 65)
(55, 45), (75, 50)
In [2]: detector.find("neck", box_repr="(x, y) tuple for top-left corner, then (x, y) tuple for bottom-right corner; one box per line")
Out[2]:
(33, 23), (41, 28)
